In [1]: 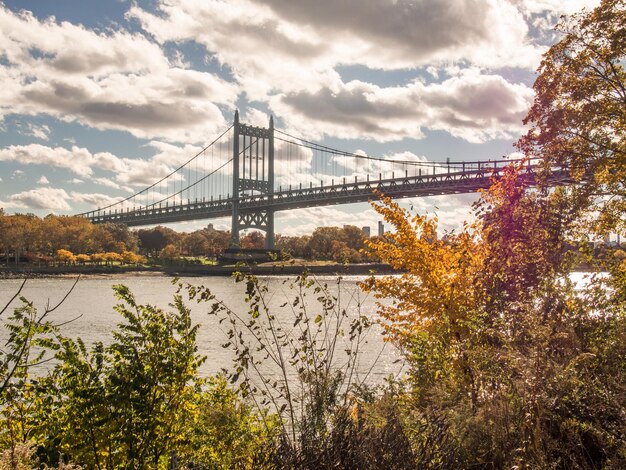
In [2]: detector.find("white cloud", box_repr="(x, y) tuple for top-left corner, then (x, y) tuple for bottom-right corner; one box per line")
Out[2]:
(274, 72), (533, 143)
(515, 0), (600, 15)
(92, 177), (133, 192)
(19, 123), (51, 141)
(128, 0), (545, 122)
(0, 143), (179, 187)
(145, 139), (234, 181)
(0, 8), (167, 75)
(0, 0), (572, 149)
(130, 0), (542, 86)
(0, 144), (99, 177)
(8, 187), (71, 211)
(257, 0), (540, 68)
(70, 191), (123, 209)
(0, 199), (23, 210)
(0, 6), (237, 143)
(37, 175), (49, 184)
(147, 141), (205, 168)
(115, 158), (173, 186)
(12, 69), (236, 143)
(3, 186), (126, 213)
(241, 109), (272, 128)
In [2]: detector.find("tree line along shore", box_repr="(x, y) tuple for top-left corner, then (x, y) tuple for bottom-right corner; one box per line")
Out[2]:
(0, 210), (379, 267)
(0, 209), (623, 273)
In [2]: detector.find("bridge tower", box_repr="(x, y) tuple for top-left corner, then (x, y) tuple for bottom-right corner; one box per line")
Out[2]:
(230, 111), (275, 249)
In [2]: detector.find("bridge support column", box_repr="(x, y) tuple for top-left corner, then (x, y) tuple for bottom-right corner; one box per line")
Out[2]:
(231, 205), (240, 247)
(229, 111), (275, 251)
(230, 110), (241, 248)
(266, 116), (275, 250)
(266, 209), (275, 249)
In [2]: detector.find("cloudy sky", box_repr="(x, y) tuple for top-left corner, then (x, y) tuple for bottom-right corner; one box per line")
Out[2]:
(0, 0), (598, 235)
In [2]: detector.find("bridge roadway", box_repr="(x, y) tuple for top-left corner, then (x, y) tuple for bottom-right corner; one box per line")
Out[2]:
(85, 165), (571, 227)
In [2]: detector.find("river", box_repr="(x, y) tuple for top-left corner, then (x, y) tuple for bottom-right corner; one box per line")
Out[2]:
(0, 272), (600, 385)
(0, 274), (404, 384)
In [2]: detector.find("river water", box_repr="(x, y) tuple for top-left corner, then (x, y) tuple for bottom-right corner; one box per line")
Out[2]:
(0, 272), (599, 385)
(0, 274), (404, 384)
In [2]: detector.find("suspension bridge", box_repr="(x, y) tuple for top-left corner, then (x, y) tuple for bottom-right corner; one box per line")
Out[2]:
(80, 112), (571, 249)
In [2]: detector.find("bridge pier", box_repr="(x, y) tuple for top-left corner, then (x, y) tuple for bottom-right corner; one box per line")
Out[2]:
(266, 209), (275, 249)
(229, 111), (275, 250)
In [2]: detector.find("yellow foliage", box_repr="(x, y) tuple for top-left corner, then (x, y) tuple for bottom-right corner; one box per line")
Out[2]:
(120, 251), (139, 265)
(103, 252), (122, 264)
(56, 249), (75, 264)
(75, 254), (90, 265)
(362, 162), (560, 348)
(90, 253), (105, 264)
(361, 193), (486, 347)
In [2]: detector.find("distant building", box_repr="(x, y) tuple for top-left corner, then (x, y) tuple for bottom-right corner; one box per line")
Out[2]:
(362, 226), (371, 238)
(378, 221), (384, 237)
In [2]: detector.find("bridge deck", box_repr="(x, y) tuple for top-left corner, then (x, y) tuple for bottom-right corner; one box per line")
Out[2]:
(85, 167), (572, 227)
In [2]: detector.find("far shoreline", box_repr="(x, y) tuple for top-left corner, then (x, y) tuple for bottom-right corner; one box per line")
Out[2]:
(0, 262), (398, 279)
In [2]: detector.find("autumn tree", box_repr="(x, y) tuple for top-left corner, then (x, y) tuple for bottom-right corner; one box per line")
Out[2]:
(342, 225), (366, 250)
(362, 192), (486, 401)
(204, 229), (230, 257)
(477, 166), (577, 313)
(101, 223), (139, 253)
(306, 226), (366, 261)
(159, 244), (181, 263)
(103, 252), (122, 265)
(0, 214), (39, 265)
(120, 250), (140, 265)
(137, 226), (180, 257)
(40, 215), (64, 255)
(240, 231), (265, 249)
(364, 165), (626, 467)
(90, 253), (105, 265)
(307, 227), (344, 260)
(519, 0), (626, 234)
(276, 234), (311, 259)
(75, 254), (90, 265)
(56, 249), (76, 265)
(85, 224), (115, 253)
(52, 216), (95, 254)
(181, 231), (210, 256)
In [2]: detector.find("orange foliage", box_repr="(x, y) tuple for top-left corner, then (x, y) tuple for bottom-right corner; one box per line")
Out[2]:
(362, 161), (570, 347)
(362, 192), (485, 347)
